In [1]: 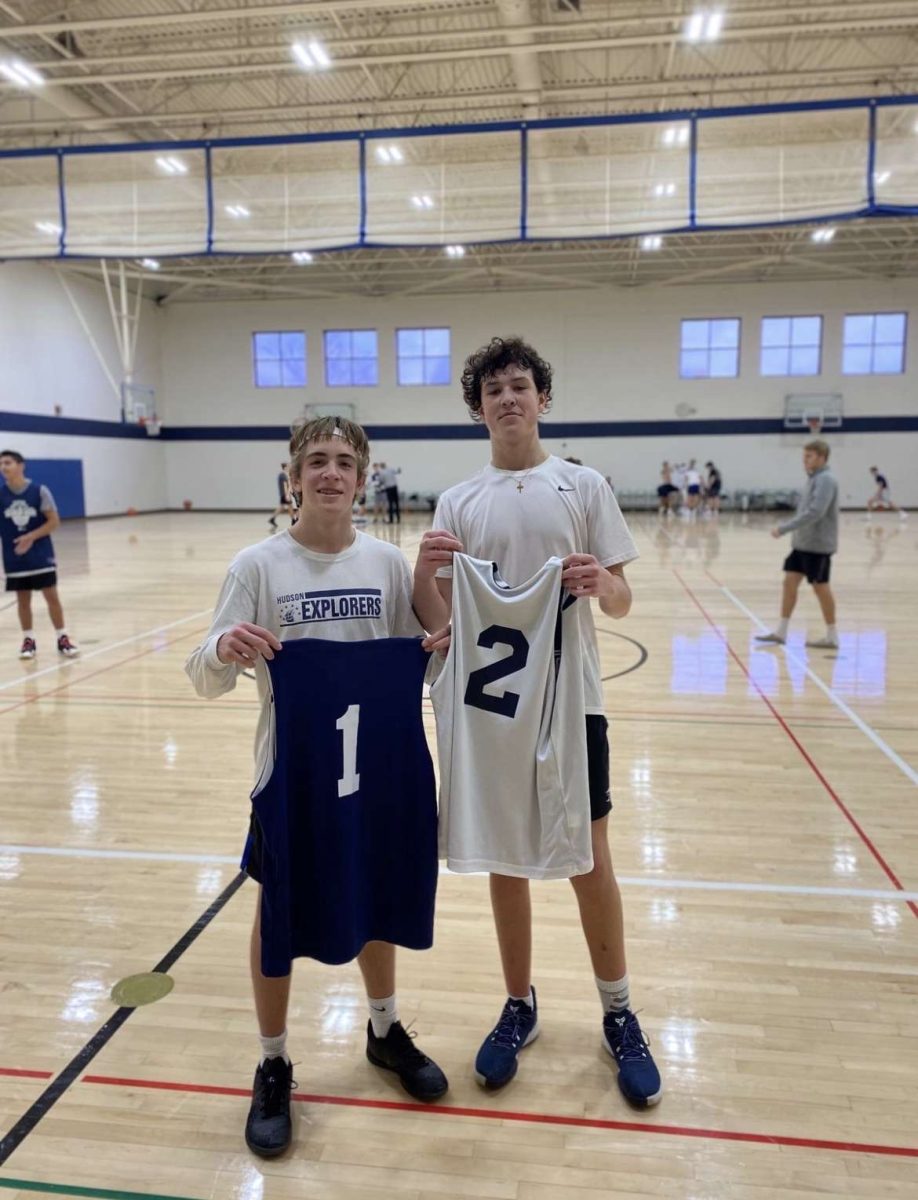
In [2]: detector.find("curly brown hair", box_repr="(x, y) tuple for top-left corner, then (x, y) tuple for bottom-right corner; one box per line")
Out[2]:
(460, 336), (553, 422)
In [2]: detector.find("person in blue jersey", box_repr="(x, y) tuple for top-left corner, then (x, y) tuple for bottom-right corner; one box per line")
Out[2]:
(186, 416), (447, 1160)
(1, 450), (79, 660)
(412, 336), (662, 1109)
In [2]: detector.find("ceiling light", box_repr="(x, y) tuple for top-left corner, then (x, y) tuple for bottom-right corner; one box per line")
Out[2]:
(411, 194), (434, 209)
(0, 58), (44, 87)
(292, 251), (314, 264)
(641, 235), (663, 251)
(292, 39), (331, 70)
(35, 220), (62, 236)
(225, 204), (250, 218)
(375, 144), (404, 165)
(139, 258), (161, 270)
(445, 245), (466, 258)
(811, 227), (836, 243)
(155, 155), (187, 175)
(654, 182), (676, 197)
(874, 170), (891, 185)
(662, 125), (690, 148)
(685, 10), (723, 42)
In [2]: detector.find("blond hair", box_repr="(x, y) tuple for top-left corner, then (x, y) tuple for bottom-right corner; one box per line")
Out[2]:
(804, 438), (830, 460)
(287, 416), (371, 494)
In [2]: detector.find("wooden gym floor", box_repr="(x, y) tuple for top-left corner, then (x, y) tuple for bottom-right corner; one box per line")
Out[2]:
(1, 508), (916, 1200)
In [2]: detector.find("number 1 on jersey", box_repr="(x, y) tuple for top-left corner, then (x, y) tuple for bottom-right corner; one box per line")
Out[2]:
(336, 704), (360, 798)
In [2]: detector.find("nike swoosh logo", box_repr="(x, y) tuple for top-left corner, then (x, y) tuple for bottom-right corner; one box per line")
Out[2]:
(558, 486), (576, 492)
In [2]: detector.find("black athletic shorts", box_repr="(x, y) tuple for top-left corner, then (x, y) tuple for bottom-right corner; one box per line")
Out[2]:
(708, 481), (722, 497)
(783, 549), (832, 585)
(587, 714), (612, 821)
(6, 571), (57, 592)
(657, 483), (678, 497)
(244, 713), (615, 882)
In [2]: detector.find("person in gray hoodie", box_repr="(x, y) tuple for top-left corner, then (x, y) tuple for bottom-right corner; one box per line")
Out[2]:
(756, 439), (840, 650)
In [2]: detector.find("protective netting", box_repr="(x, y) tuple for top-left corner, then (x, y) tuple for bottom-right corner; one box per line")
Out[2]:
(0, 97), (915, 259)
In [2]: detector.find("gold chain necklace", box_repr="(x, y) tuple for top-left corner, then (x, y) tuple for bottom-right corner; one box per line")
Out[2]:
(507, 458), (546, 492)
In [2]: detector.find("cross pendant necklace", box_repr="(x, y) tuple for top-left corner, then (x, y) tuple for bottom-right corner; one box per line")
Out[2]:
(516, 480), (525, 492)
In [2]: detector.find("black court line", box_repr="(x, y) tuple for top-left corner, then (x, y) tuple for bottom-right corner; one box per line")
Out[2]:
(0, 871), (247, 1166)
(596, 627), (649, 681)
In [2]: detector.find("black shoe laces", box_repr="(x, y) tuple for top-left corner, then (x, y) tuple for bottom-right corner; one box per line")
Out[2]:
(606, 1011), (650, 1061)
(257, 1060), (296, 1116)
(386, 1022), (431, 1068)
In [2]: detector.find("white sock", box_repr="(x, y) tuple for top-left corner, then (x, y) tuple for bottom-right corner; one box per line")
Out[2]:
(54, 628), (67, 637)
(368, 993), (398, 1038)
(258, 1029), (289, 1065)
(826, 624), (838, 641)
(22, 630), (34, 640)
(596, 973), (630, 1015)
(776, 618), (790, 639)
(509, 989), (534, 1010)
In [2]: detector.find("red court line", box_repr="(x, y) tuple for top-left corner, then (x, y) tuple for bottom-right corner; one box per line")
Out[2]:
(71, 1071), (918, 1159)
(3, 1066), (917, 1159)
(0, 1068), (52, 1080)
(0, 627), (208, 718)
(672, 568), (918, 920)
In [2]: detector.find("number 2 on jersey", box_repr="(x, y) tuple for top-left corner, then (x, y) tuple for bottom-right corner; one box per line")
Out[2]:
(464, 625), (530, 719)
(336, 704), (360, 797)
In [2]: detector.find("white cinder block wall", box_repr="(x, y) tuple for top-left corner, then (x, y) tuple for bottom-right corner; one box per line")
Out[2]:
(159, 279), (918, 509)
(3, 264), (917, 513)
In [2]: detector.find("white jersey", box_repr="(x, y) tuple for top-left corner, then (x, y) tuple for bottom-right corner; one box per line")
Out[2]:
(185, 529), (422, 784)
(433, 455), (638, 715)
(430, 553), (591, 880)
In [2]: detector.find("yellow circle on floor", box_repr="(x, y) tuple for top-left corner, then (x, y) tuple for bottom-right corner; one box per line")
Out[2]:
(111, 972), (174, 1007)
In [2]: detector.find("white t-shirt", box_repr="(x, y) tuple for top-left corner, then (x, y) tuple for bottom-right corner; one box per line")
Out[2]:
(185, 529), (422, 783)
(685, 468), (701, 487)
(433, 455), (638, 715)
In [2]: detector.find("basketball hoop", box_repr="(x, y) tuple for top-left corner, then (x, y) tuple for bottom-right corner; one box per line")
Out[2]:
(805, 415), (823, 436)
(143, 416), (162, 437)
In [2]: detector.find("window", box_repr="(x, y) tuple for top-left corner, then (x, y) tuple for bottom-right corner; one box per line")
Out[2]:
(324, 329), (378, 387)
(680, 318), (740, 379)
(397, 327), (450, 386)
(252, 331), (306, 388)
(760, 316), (822, 377)
(842, 313), (907, 375)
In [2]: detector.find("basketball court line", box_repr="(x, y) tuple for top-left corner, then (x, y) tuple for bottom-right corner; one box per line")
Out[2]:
(0, 626), (209, 719)
(672, 569), (918, 920)
(0, 610), (211, 694)
(0, 873), (247, 1166)
(703, 567), (918, 788)
(0, 1179), (197, 1200)
(4, 843), (918, 902)
(1, 1066), (917, 1162)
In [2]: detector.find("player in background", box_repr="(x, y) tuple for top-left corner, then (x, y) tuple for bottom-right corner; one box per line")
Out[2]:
(755, 439), (840, 650)
(657, 461), (679, 516)
(1, 449), (79, 660)
(268, 462), (294, 528)
(412, 336), (662, 1108)
(186, 417), (447, 1159)
(684, 459), (702, 516)
(866, 466), (907, 520)
(704, 461), (723, 515)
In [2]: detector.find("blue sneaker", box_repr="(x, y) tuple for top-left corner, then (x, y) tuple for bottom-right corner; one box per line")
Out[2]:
(602, 1009), (662, 1107)
(474, 990), (540, 1089)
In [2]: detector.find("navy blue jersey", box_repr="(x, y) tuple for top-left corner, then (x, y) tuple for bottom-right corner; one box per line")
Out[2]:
(246, 636), (438, 975)
(1, 481), (56, 580)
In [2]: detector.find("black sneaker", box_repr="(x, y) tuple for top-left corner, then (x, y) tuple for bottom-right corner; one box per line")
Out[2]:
(244, 1056), (295, 1157)
(365, 1020), (448, 1102)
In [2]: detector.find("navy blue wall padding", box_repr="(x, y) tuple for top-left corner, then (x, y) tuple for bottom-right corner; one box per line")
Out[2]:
(26, 459), (85, 518)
